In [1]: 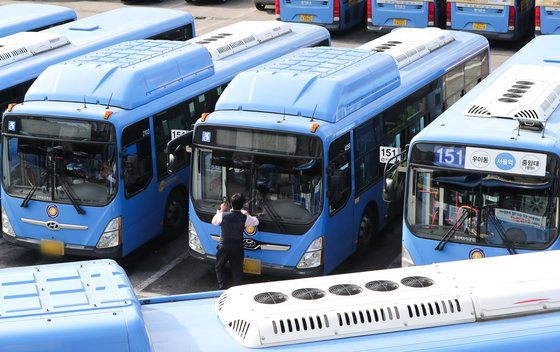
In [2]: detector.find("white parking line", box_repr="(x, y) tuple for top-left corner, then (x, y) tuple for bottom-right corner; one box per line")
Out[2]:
(134, 251), (189, 294)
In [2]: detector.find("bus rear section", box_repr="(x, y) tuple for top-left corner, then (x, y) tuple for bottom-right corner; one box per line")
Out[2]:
(368, 0), (445, 33)
(0, 4), (76, 37)
(536, 0), (560, 34)
(277, 0), (367, 31)
(446, 0), (534, 40)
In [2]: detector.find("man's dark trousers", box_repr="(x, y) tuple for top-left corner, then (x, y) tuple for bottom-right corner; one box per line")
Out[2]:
(215, 243), (243, 289)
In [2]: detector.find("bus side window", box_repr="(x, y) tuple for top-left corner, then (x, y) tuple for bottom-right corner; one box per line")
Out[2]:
(464, 51), (488, 93)
(443, 64), (465, 107)
(154, 105), (190, 179)
(122, 118), (153, 198)
(327, 133), (352, 216)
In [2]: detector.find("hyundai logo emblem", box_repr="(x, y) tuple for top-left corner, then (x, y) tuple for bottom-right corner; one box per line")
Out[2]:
(46, 221), (60, 231)
(243, 238), (260, 250)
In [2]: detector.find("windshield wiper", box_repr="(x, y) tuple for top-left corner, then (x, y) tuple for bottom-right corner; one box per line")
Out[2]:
(434, 208), (476, 251)
(20, 169), (49, 208)
(58, 175), (85, 215)
(484, 206), (516, 255)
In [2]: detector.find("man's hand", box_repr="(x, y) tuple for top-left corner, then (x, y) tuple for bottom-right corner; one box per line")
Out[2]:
(241, 209), (249, 216)
(220, 203), (227, 212)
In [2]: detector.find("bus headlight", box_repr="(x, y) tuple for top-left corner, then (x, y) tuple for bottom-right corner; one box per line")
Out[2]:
(97, 217), (121, 249)
(297, 236), (324, 269)
(188, 220), (205, 254)
(2, 206), (15, 237)
(401, 244), (415, 267)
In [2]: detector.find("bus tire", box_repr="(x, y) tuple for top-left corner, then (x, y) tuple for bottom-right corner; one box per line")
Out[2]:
(255, 3), (266, 10)
(355, 208), (376, 258)
(162, 190), (187, 240)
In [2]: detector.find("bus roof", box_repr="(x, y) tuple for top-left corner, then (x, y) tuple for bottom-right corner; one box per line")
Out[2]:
(23, 22), (330, 112)
(26, 41), (214, 110)
(214, 28), (483, 124)
(0, 4), (76, 37)
(411, 34), (560, 153)
(0, 7), (194, 91)
(215, 47), (401, 123)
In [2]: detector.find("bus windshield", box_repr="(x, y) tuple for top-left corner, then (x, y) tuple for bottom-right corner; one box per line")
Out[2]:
(191, 128), (323, 234)
(2, 116), (117, 207)
(406, 146), (559, 250)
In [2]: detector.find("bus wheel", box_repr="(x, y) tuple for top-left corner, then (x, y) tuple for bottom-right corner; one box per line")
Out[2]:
(355, 209), (376, 257)
(255, 3), (266, 10)
(163, 190), (187, 240)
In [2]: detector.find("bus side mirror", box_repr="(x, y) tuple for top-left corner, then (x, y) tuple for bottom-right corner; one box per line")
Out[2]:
(167, 131), (193, 174)
(382, 178), (395, 203)
(123, 154), (139, 185)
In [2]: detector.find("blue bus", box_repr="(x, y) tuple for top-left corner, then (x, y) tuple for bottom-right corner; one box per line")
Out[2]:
(535, 0), (560, 34)
(367, 0), (446, 32)
(2, 248), (560, 351)
(179, 28), (488, 277)
(0, 7), (195, 114)
(276, 0), (367, 31)
(394, 34), (560, 267)
(0, 22), (330, 258)
(0, 4), (76, 37)
(446, 0), (534, 40)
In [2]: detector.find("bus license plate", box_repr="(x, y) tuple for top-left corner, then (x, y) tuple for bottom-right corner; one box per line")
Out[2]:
(473, 22), (486, 30)
(300, 14), (313, 22)
(393, 18), (407, 26)
(243, 258), (261, 275)
(41, 239), (64, 256)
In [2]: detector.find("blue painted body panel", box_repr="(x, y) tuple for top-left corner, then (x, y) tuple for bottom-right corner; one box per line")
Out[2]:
(0, 7), (195, 92)
(1, 24), (330, 257)
(0, 4), (76, 37)
(0, 260), (151, 352)
(279, 0), (367, 31)
(369, 0), (445, 32)
(538, 5), (560, 34)
(403, 35), (560, 266)
(193, 30), (488, 275)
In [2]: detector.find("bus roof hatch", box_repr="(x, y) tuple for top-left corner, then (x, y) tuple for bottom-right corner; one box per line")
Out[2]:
(25, 40), (214, 110)
(357, 27), (454, 69)
(190, 21), (292, 61)
(0, 32), (69, 68)
(464, 64), (560, 129)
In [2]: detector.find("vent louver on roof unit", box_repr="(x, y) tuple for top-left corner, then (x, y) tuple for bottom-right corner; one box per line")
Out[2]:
(0, 31), (69, 68)
(189, 21), (292, 61)
(463, 64), (560, 129)
(357, 27), (454, 68)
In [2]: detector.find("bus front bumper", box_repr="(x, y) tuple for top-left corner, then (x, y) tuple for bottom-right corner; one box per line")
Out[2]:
(2, 232), (123, 258)
(189, 248), (324, 278)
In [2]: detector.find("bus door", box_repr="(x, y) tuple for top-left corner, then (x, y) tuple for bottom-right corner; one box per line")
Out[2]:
(447, 0), (516, 35)
(120, 118), (159, 254)
(325, 133), (354, 272)
(536, 0), (560, 34)
(370, 0), (441, 29)
(280, 0), (335, 25)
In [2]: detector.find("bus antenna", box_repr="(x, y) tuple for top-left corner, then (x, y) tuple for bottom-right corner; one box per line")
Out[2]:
(83, 96), (87, 108)
(106, 93), (113, 109)
(310, 104), (318, 122)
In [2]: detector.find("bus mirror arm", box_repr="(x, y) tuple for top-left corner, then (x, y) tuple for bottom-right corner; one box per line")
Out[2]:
(382, 147), (408, 203)
(167, 131), (193, 174)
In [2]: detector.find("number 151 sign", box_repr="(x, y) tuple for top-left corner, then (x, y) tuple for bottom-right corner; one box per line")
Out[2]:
(380, 146), (401, 164)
